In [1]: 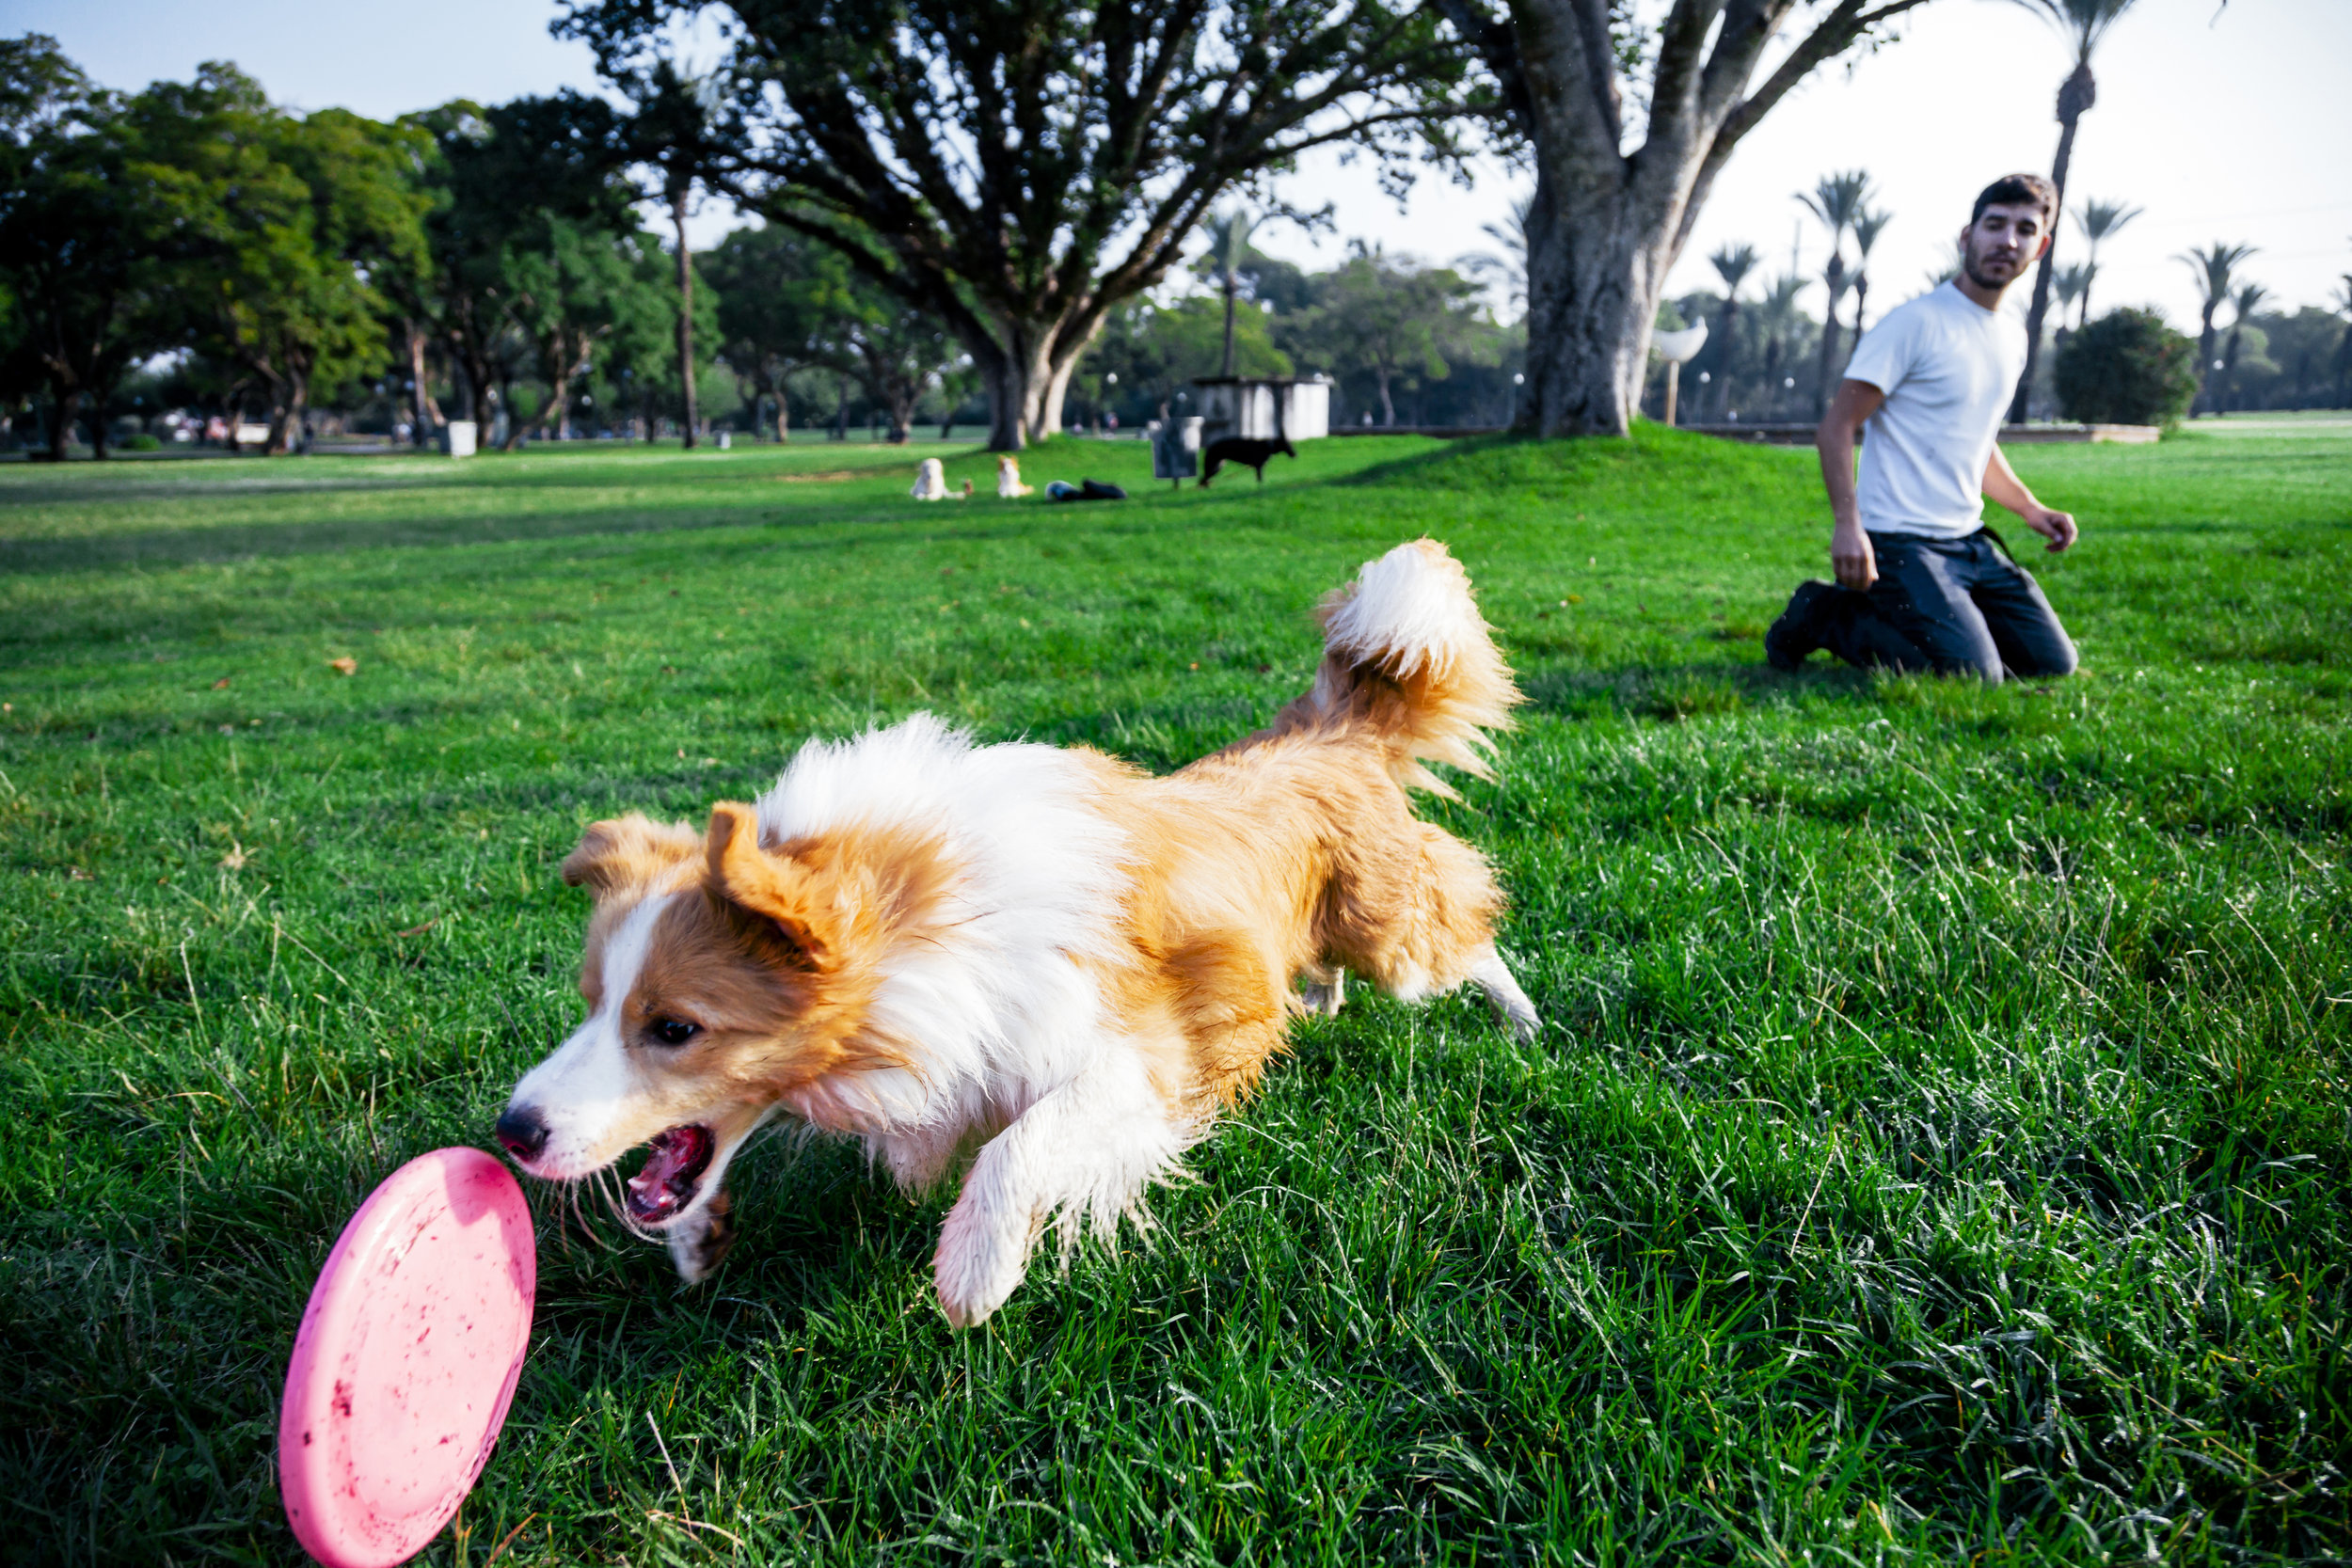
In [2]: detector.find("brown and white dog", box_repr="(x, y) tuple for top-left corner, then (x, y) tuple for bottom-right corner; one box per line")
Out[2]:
(495, 540), (1539, 1325)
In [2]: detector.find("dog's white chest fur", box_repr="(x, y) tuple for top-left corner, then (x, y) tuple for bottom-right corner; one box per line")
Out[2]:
(758, 717), (1132, 1168)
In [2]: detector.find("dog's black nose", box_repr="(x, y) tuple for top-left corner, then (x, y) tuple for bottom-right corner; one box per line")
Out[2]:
(495, 1106), (548, 1162)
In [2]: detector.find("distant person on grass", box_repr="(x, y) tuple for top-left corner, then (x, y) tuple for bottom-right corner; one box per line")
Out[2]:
(1766, 173), (2080, 682)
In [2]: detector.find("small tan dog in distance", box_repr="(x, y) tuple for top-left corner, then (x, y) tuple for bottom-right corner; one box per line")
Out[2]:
(995, 455), (1033, 498)
(496, 540), (1540, 1325)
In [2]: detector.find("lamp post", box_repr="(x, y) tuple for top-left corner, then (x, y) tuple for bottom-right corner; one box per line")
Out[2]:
(1652, 323), (1709, 427)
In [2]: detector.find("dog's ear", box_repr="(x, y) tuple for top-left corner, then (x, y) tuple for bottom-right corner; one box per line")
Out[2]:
(562, 814), (701, 895)
(703, 802), (843, 971)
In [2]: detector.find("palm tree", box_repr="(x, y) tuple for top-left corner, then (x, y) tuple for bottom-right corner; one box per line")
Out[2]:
(2053, 262), (2092, 332)
(1753, 273), (1811, 417)
(1796, 170), (1873, 418)
(1460, 194), (1534, 315)
(1200, 208), (1258, 379)
(2218, 280), (2269, 413)
(1849, 207), (1893, 335)
(2071, 198), (2141, 323)
(2003, 0), (2141, 422)
(2179, 242), (2256, 416)
(1707, 243), (1759, 417)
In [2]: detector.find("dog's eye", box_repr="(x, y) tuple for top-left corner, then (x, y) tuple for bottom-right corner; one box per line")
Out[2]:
(650, 1018), (700, 1047)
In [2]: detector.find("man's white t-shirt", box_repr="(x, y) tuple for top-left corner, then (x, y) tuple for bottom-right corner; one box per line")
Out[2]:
(1841, 281), (2026, 540)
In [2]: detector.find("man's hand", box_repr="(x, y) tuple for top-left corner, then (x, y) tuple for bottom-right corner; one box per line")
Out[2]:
(1832, 519), (1877, 590)
(1985, 446), (2079, 554)
(2022, 505), (2077, 552)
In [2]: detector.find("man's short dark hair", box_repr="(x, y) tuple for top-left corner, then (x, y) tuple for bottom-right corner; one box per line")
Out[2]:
(1971, 173), (2058, 229)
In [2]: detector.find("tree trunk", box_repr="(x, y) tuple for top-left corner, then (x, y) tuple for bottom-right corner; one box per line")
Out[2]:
(1713, 299), (1739, 419)
(407, 325), (436, 446)
(1518, 172), (1676, 437)
(88, 393), (111, 460)
(47, 388), (79, 462)
(769, 380), (790, 443)
(1376, 365), (1396, 426)
(673, 192), (698, 450)
(1813, 258), (1846, 420)
(265, 375), (310, 456)
(506, 337), (576, 451)
(2194, 307), (2219, 416)
(2010, 64), (2092, 423)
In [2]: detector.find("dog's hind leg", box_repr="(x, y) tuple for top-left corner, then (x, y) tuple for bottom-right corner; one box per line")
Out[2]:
(1298, 964), (1345, 1017)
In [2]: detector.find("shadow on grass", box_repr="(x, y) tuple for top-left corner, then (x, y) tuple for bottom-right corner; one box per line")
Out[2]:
(1526, 657), (1880, 722)
(0, 477), (1368, 577)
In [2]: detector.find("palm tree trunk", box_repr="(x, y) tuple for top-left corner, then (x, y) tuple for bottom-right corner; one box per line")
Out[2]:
(1714, 299), (1739, 419)
(2194, 306), (2219, 416)
(1812, 257), (1846, 420)
(2010, 62), (2093, 423)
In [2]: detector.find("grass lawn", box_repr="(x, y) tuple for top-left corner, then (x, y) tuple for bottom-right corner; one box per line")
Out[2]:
(1, 426), (2345, 1565)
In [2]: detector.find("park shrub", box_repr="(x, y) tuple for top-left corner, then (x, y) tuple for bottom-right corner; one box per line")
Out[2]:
(121, 433), (162, 451)
(2055, 307), (2200, 429)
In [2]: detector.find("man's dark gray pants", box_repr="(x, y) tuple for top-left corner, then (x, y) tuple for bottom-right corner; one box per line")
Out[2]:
(1818, 529), (2076, 682)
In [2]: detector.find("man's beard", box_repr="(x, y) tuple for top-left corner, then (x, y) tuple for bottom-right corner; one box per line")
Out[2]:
(1963, 245), (2022, 292)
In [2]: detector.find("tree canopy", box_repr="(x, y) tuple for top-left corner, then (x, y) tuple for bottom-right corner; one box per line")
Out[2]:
(554, 0), (1491, 450)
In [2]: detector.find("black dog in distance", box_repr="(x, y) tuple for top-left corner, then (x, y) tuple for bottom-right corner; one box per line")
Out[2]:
(1200, 436), (1296, 488)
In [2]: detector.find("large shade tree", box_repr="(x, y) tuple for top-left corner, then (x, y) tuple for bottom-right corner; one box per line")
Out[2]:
(0, 36), (170, 459)
(1437, 0), (1938, 437)
(409, 92), (638, 437)
(556, 0), (1487, 451)
(705, 221), (852, 440)
(1288, 248), (1494, 427)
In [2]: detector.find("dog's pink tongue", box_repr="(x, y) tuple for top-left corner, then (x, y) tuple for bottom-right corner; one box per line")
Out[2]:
(627, 1126), (706, 1212)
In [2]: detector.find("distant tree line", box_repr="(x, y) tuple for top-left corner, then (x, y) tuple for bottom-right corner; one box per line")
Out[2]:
(8, 9), (2342, 461)
(0, 37), (990, 457)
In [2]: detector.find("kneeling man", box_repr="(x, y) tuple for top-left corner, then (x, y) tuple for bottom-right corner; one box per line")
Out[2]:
(1767, 173), (2080, 682)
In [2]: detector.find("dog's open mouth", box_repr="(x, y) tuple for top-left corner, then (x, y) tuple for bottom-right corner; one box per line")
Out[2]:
(626, 1124), (714, 1224)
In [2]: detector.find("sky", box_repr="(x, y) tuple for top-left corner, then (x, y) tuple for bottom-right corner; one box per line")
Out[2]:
(10, 0), (2347, 330)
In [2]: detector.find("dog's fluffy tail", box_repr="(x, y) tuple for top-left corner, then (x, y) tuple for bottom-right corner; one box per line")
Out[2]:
(1272, 538), (1520, 796)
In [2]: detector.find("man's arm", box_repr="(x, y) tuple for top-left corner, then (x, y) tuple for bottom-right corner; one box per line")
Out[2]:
(1818, 378), (1886, 589)
(1982, 444), (2078, 552)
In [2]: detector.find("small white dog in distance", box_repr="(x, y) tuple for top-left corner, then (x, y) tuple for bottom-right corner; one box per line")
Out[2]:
(911, 458), (970, 500)
(996, 455), (1033, 498)
(497, 539), (1541, 1326)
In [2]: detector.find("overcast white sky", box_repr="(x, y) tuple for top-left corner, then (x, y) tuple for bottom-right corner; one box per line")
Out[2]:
(12, 0), (2347, 329)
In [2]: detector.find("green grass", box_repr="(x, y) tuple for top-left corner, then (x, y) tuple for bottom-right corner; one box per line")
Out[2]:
(1, 427), (2345, 1565)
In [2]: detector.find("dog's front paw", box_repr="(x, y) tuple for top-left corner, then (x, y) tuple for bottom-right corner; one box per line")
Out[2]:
(933, 1193), (1032, 1328)
(667, 1189), (736, 1283)
(1471, 950), (1542, 1043)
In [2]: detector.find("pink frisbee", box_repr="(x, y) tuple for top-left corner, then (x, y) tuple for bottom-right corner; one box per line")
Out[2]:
(279, 1147), (536, 1568)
